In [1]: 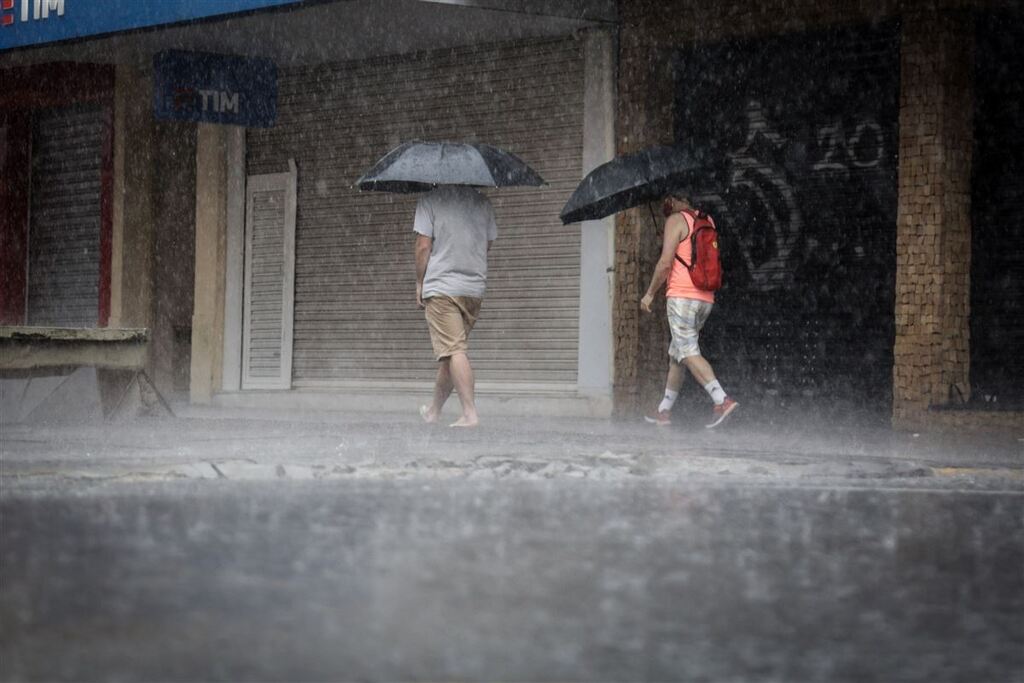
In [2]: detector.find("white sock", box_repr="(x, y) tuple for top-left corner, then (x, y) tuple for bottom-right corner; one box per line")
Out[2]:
(658, 388), (679, 413)
(703, 380), (726, 405)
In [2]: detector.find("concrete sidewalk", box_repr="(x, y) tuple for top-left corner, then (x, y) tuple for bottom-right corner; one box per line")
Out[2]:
(2, 406), (1022, 490)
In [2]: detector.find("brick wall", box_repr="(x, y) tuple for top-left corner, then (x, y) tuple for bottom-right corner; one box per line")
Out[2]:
(892, 9), (975, 428)
(613, 25), (673, 416)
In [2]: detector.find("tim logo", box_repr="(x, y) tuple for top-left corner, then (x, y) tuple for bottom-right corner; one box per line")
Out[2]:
(2, 0), (65, 27)
(173, 87), (240, 115)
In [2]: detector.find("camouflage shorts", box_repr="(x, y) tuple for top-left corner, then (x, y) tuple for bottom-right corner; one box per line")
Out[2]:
(667, 297), (713, 361)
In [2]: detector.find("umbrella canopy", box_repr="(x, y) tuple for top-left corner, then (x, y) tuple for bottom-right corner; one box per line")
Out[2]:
(356, 140), (545, 193)
(559, 145), (716, 224)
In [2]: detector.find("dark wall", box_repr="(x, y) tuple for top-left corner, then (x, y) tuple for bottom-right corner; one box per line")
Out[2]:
(971, 11), (1024, 408)
(672, 23), (899, 415)
(152, 121), (197, 396)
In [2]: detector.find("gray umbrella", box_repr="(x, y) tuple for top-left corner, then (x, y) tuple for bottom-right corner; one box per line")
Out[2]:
(559, 145), (720, 224)
(356, 140), (545, 193)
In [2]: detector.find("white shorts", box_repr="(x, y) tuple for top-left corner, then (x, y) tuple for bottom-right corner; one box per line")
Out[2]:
(667, 297), (713, 361)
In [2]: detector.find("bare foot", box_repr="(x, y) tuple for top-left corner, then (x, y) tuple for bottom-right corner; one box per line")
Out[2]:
(419, 405), (439, 424)
(448, 416), (479, 428)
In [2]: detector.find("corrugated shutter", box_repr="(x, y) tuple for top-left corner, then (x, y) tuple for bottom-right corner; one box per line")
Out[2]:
(26, 105), (104, 327)
(242, 165), (297, 390)
(247, 38), (583, 389)
(673, 24), (899, 413)
(971, 13), (1024, 407)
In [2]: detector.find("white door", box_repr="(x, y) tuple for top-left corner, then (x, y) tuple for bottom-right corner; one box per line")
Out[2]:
(242, 161), (297, 390)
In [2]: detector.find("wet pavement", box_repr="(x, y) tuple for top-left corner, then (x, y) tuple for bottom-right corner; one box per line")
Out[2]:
(2, 411), (1022, 489)
(2, 479), (1022, 681)
(2, 414), (1023, 681)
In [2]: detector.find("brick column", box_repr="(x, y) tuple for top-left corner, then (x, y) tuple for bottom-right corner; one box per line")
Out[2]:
(893, 9), (974, 428)
(613, 22), (674, 418)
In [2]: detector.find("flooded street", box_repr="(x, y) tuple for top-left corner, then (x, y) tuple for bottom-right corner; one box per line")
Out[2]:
(3, 476), (1022, 681)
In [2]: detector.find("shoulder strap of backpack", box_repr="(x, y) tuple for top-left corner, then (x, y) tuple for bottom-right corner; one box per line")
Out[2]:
(674, 209), (696, 269)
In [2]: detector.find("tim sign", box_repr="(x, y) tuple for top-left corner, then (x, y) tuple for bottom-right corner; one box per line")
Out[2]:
(154, 51), (277, 128)
(1, 0), (304, 51)
(1, 0), (64, 28)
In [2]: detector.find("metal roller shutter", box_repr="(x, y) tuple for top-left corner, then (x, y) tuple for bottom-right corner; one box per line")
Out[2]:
(971, 13), (1024, 408)
(673, 24), (899, 414)
(26, 105), (105, 327)
(247, 37), (583, 389)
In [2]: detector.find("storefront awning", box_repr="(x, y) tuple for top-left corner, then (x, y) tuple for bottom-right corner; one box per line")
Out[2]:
(2, 0), (614, 65)
(0, 0), (307, 51)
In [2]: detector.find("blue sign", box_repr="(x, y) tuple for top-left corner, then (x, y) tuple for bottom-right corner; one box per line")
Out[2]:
(1, 0), (307, 51)
(154, 51), (277, 128)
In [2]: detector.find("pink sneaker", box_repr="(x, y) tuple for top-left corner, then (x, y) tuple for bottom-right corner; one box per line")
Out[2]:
(705, 397), (738, 429)
(644, 409), (671, 426)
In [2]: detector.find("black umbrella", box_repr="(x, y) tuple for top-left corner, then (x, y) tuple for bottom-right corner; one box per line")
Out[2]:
(559, 145), (717, 224)
(356, 140), (545, 193)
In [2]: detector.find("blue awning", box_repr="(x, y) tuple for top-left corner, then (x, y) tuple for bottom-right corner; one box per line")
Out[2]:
(0, 0), (307, 51)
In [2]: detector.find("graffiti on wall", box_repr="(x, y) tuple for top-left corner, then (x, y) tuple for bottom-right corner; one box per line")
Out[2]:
(694, 100), (888, 290)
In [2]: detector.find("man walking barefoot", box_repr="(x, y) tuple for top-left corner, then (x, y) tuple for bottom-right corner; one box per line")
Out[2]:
(414, 185), (497, 428)
(640, 191), (738, 429)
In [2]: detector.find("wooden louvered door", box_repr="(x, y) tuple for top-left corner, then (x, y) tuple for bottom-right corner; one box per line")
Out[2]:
(242, 163), (297, 390)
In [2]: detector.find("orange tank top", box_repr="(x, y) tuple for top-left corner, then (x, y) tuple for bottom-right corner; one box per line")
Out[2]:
(666, 210), (715, 303)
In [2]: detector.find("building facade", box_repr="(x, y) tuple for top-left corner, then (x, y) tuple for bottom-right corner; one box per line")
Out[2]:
(2, 0), (1020, 432)
(2, 0), (618, 418)
(613, 0), (1022, 432)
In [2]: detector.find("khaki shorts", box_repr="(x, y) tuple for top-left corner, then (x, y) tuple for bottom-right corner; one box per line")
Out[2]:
(424, 295), (482, 360)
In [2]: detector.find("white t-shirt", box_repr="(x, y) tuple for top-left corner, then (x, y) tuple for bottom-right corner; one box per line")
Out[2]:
(413, 186), (498, 299)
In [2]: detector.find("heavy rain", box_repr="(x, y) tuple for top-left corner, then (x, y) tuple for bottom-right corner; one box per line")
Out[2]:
(1, 1), (1022, 681)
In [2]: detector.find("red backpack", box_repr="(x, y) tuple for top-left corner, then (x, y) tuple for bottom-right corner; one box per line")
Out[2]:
(674, 209), (722, 292)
